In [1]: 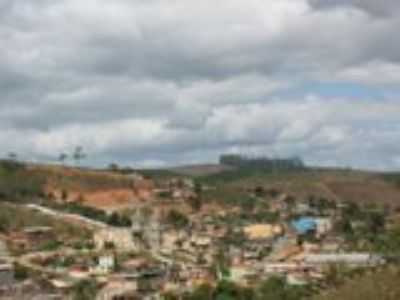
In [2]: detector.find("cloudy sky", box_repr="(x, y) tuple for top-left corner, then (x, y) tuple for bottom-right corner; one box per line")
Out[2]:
(1, 0), (400, 170)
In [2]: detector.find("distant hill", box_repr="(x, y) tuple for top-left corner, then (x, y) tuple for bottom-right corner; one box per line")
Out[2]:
(2, 160), (400, 211)
(197, 167), (400, 209)
(167, 163), (235, 177)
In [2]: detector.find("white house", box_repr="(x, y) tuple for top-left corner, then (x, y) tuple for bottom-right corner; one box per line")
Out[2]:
(97, 255), (115, 274)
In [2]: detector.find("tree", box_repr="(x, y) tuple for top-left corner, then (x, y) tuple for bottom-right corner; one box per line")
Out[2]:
(108, 212), (132, 227)
(254, 186), (266, 197)
(366, 211), (385, 234)
(257, 276), (286, 300)
(108, 212), (121, 226)
(189, 195), (202, 212)
(61, 189), (69, 201)
(8, 152), (17, 161)
(336, 218), (353, 240)
(214, 280), (241, 300)
(257, 276), (308, 300)
(343, 202), (362, 219)
(104, 241), (115, 250)
(188, 182), (203, 212)
(73, 146), (86, 166)
(108, 163), (119, 172)
(76, 193), (85, 204)
(213, 247), (231, 280)
(166, 209), (189, 229)
(164, 292), (179, 300)
(184, 283), (214, 300)
(58, 153), (68, 165)
(284, 195), (296, 213)
(71, 280), (98, 300)
(194, 182), (203, 195)
(268, 188), (280, 198)
(13, 263), (28, 281)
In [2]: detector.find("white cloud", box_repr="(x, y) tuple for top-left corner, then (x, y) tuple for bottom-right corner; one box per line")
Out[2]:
(1, 0), (400, 170)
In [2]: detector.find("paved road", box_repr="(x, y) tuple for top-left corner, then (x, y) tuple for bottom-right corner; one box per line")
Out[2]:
(25, 204), (109, 230)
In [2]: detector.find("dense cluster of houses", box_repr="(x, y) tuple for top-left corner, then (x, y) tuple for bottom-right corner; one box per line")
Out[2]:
(0, 177), (387, 299)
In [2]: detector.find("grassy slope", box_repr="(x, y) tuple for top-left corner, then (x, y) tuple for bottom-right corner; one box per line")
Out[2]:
(314, 267), (400, 300)
(2, 160), (400, 209)
(0, 202), (89, 238)
(198, 167), (400, 208)
(30, 164), (136, 192)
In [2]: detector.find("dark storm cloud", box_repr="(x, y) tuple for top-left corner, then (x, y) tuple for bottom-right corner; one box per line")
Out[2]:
(308, 0), (400, 17)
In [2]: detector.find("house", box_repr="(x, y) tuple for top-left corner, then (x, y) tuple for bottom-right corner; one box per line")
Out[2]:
(49, 278), (75, 290)
(97, 255), (115, 274)
(229, 264), (259, 286)
(314, 218), (333, 236)
(286, 273), (308, 286)
(271, 244), (303, 262)
(243, 224), (283, 241)
(161, 231), (182, 255)
(6, 227), (55, 252)
(23, 226), (54, 237)
(302, 242), (321, 253)
(7, 232), (30, 251)
(94, 228), (137, 251)
(264, 262), (311, 274)
(320, 237), (342, 252)
(303, 253), (385, 267)
(96, 279), (139, 300)
(295, 202), (312, 215)
(190, 236), (211, 248)
(69, 266), (90, 279)
(291, 217), (317, 235)
(122, 258), (148, 274)
(0, 280), (64, 300)
(144, 219), (163, 249)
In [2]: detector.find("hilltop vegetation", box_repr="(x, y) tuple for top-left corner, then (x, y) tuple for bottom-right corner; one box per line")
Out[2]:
(381, 173), (400, 189)
(196, 167), (400, 210)
(0, 160), (136, 202)
(2, 159), (400, 212)
(0, 160), (45, 203)
(31, 164), (136, 192)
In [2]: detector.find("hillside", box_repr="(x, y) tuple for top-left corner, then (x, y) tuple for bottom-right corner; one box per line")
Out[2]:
(2, 160), (400, 211)
(0, 161), (154, 211)
(167, 163), (235, 177)
(313, 267), (400, 300)
(197, 167), (400, 209)
(1, 160), (400, 299)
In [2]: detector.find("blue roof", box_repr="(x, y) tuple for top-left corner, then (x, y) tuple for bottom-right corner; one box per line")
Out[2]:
(291, 217), (317, 234)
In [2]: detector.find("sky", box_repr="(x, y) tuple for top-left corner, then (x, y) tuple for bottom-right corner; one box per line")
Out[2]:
(1, 0), (400, 170)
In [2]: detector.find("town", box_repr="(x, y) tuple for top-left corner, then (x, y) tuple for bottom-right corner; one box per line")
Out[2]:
(1, 156), (399, 300)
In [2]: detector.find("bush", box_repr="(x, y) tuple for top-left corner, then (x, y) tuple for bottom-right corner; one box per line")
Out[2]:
(0, 161), (45, 203)
(71, 280), (98, 300)
(14, 263), (29, 281)
(108, 212), (132, 227)
(166, 210), (189, 229)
